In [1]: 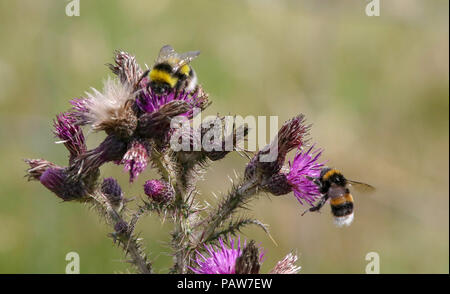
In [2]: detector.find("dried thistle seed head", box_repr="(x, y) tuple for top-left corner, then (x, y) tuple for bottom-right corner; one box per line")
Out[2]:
(144, 179), (174, 204)
(101, 177), (123, 204)
(119, 140), (150, 182)
(40, 167), (87, 201)
(277, 114), (310, 159)
(244, 114), (310, 182)
(53, 112), (87, 162)
(108, 50), (143, 89)
(269, 252), (301, 274)
(24, 159), (58, 181)
(84, 78), (138, 138)
(235, 240), (261, 274)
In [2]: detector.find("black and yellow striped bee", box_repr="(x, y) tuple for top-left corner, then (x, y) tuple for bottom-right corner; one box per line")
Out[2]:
(303, 167), (375, 227)
(147, 45), (200, 95)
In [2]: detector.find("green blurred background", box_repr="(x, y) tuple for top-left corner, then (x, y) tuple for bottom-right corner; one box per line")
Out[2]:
(0, 0), (448, 273)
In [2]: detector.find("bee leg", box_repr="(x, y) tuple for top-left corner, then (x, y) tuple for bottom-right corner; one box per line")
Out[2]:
(133, 69), (150, 90)
(306, 176), (322, 188)
(301, 195), (329, 216)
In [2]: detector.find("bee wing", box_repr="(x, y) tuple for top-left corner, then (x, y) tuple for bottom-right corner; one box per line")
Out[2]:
(155, 45), (177, 63)
(155, 45), (200, 71)
(172, 50), (200, 71)
(347, 180), (375, 194)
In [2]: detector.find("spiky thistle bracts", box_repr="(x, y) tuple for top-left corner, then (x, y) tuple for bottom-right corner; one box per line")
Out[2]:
(53, 112), (86, 162)
(101, 177), (123, 205)
(144, 179), (175, 204)
(107, 50), (144, 89)
(244, 114), (310, 182)
(24, 159), (58, 181)
(39, 167), (88, 201)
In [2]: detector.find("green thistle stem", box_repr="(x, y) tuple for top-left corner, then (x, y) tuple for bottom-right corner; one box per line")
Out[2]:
(90, 192), (153, 274)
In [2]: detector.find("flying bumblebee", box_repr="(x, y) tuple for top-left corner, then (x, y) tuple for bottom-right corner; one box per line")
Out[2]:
(147, 45), (200, 95)
(303, 167), (375, 227)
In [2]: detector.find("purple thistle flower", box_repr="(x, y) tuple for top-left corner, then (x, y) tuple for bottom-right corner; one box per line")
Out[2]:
(53, 112), (86, 161)
(120, 140), (149, 182)
(136, 84), (205, 118)
(285, 146), (325, 206)
(70, 97), (90, 114)
(68, 97), (91, 125)
(143, 179), (174, 204)
(190, 237), (264, 274)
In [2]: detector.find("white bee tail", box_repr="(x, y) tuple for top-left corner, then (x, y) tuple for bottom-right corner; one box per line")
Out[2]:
(334, 213), (354, 227)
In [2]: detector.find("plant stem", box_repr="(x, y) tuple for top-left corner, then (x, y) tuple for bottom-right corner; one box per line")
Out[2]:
(199, 179), (258, 245)
(91, 193), (153, 274)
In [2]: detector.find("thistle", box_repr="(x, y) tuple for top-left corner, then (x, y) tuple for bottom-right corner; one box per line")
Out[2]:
(144, 179), (175, 204)
(190, 237), (264, 274)
(190, 236), (301, 274)
(24, 46), (350, 274)
(263, 145), (325, 206)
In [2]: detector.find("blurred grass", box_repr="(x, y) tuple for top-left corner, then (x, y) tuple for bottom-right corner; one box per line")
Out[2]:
(0, 0), (448, 273)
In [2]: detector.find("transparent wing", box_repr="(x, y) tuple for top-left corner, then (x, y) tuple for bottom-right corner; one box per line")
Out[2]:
(177, 50), (200, 65)
(347, 180), (375, 194)
(155, 45), (177, 64)
(155, 45), (200, 71)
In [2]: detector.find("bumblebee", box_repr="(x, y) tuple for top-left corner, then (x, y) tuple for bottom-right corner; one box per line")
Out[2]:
(147, 45), (200, 95)
(303, 167), (375, 227)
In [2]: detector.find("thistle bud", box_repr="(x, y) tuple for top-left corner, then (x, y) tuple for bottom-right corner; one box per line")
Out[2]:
(40, 167), (86, 201)
(53, 112), (87, 162)
(107, 50), (143, 88)
(101, 177), (123, 205)
(244, 115), (309, 181)
(144, 179), (174, 204)
(235, 240), (261, 274)
(114, 220), (129, 235)
(25, 159), (57, 181)
(72, 134), (128, 177)
(261, 173), (293, 196)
